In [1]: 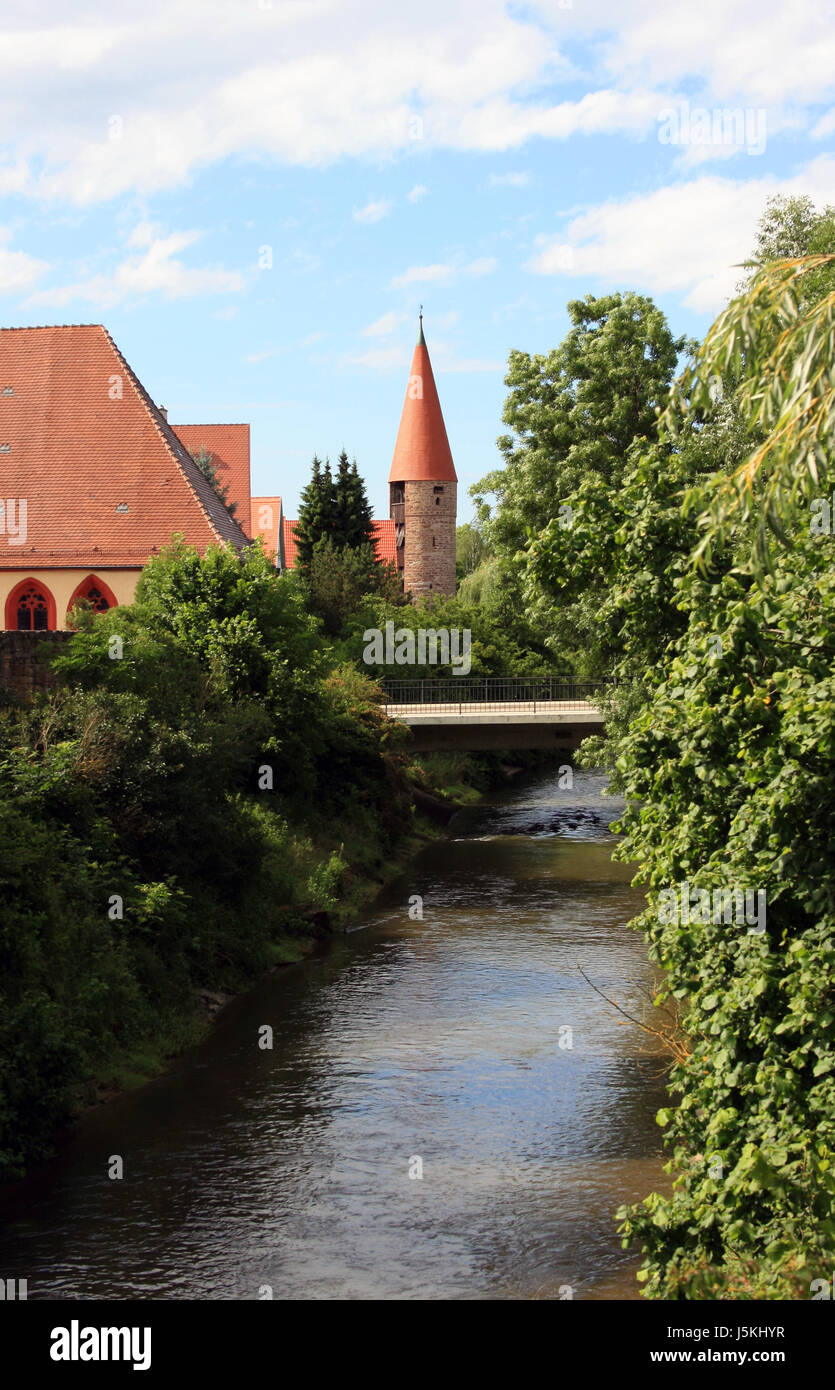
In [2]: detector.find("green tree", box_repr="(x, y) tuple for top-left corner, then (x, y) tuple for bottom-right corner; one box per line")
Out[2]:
(305, 538), (400, 636)
(333, 452), (374, 550)
(471, 292), (689, 560)
(294, 455), (335, 569)
(455, 522), (489, 583)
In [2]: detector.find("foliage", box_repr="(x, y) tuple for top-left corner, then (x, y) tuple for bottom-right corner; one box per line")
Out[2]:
(487, 195), (835, 1296)
(456, 522), (490, 583)
(293, 451), (376, 569)
(336, 590), (559, 683)
(303, 538), (403, 637)
(0, 540), (414, 1181)
(471, 292), (689, 560)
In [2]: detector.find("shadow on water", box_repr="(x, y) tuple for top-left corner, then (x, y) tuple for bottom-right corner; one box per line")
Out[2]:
(0, 767), (670, 1300)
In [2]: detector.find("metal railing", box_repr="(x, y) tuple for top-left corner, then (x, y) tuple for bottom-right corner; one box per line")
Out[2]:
(381, 676), (609, 714)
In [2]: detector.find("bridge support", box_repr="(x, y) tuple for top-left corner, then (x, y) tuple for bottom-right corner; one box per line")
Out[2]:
(404, 722), (588, 752)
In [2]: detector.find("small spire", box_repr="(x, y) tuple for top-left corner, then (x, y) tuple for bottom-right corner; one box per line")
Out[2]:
(418, 304), (425, 345)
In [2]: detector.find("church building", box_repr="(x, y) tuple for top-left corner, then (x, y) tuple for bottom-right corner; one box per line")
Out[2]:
(0, 325), (248, 631)
(0, 316), (457, 630)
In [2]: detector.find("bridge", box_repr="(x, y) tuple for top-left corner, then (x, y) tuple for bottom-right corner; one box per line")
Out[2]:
(381, 677), (607, 752)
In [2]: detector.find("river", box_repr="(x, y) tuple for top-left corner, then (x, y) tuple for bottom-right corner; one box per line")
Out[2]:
(0, 767), (669, 1300)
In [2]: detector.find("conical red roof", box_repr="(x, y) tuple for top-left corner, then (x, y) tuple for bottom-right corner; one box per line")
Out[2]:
(388, 323), (457, 483)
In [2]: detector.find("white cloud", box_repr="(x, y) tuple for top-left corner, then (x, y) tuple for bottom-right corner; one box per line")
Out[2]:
(244, 349), (276, 363)
(27, 223), (244, 308)
(465, 256), (498, 277)
(812, 107), (835, 140)
(389, 256), (497, 289)
(0, 0), (830, 205)
(390, 262), (455, 289)
(353, 198), (393, 224)
(407, 184), (428, 202)
(527, 154), (835, 313)
(488, 171), (530, 187)
(343, 344), (410, 371)
(362, 311), (404, 336)
(0, 228), (48, 295)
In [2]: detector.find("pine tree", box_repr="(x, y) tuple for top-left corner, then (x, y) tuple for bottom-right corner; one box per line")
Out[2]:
(333, 449), (353, 547)
(294, 455), (336, 569)
(344, 458), (374, 549)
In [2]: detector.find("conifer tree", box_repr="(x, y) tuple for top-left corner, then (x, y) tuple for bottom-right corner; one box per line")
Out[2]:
(333, 449), (353, 547)
(294, 455), (335, 569)
(344, 458), (375, 549)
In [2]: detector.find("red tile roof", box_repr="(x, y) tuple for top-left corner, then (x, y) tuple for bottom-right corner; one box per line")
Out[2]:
(0, 325), (248, 569)
(282, 518), (396, 569)
(389, 324), (457, 484)
(173, 424), (251, 532)
(372, 518), (397, 564)
(250, 496), (282, 563)
(282, 517), (299, 569)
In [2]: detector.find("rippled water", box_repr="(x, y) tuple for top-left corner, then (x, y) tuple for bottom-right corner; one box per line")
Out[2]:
(0, 768), (669, 1300)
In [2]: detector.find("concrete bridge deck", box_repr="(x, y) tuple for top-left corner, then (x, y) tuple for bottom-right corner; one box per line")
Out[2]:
(382, 688), (605, 751)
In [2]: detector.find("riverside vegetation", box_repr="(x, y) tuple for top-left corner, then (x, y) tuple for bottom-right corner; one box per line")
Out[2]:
(471, 194), (835, 1298)
(0, 534), (544, 1183)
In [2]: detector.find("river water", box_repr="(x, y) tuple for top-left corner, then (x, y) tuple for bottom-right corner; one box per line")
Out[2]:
(0, 767), (669, 1300)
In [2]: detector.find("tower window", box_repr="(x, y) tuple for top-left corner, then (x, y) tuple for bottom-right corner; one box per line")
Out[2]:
(435, 496), (440, 505)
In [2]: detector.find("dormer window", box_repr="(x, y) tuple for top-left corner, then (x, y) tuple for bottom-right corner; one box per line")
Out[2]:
(2, 387), (13, 397)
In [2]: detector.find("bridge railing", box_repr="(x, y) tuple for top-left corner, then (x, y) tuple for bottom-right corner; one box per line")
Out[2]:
(380, 676), (610, 713)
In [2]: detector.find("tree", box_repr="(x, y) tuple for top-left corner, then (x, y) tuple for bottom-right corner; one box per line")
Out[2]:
(668, 249), (835, 572)
(189, 445), (237, 517)
(471, 292), (689, 561)
(305, 538), (396, 636)
(294, 455), (335, 569)
(333, 451), (374, 550)
(455, 522), (489, 583)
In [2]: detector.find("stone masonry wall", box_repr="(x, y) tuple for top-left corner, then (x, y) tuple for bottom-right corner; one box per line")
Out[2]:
(403, 479), (457, 599)
(0, 631), (70, 701)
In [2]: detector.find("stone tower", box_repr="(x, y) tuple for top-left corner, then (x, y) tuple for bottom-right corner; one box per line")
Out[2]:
(388, 315), (457, 600)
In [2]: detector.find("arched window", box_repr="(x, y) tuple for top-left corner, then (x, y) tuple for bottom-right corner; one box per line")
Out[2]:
(67, 574), (118, 625)
(5, 578), (57, 631)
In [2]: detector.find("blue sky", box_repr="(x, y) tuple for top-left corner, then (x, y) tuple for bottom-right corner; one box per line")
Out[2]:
(1, 0), (834, 518)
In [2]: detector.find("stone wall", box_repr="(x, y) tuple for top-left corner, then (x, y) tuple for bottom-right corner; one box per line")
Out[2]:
(403, 479), (457, 598)
(0, 631), (70, 700)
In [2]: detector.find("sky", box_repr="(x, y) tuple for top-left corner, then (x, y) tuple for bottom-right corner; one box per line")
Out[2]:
(1, 0), (834, 519)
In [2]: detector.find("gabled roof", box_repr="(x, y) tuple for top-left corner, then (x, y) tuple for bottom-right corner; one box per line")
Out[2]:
(281, 518), (396, 569)
(173, 423), (251, 531)
(250, 496), (283, 564)
(0, 324), (249, 568)
(388, 322), (457, 484)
